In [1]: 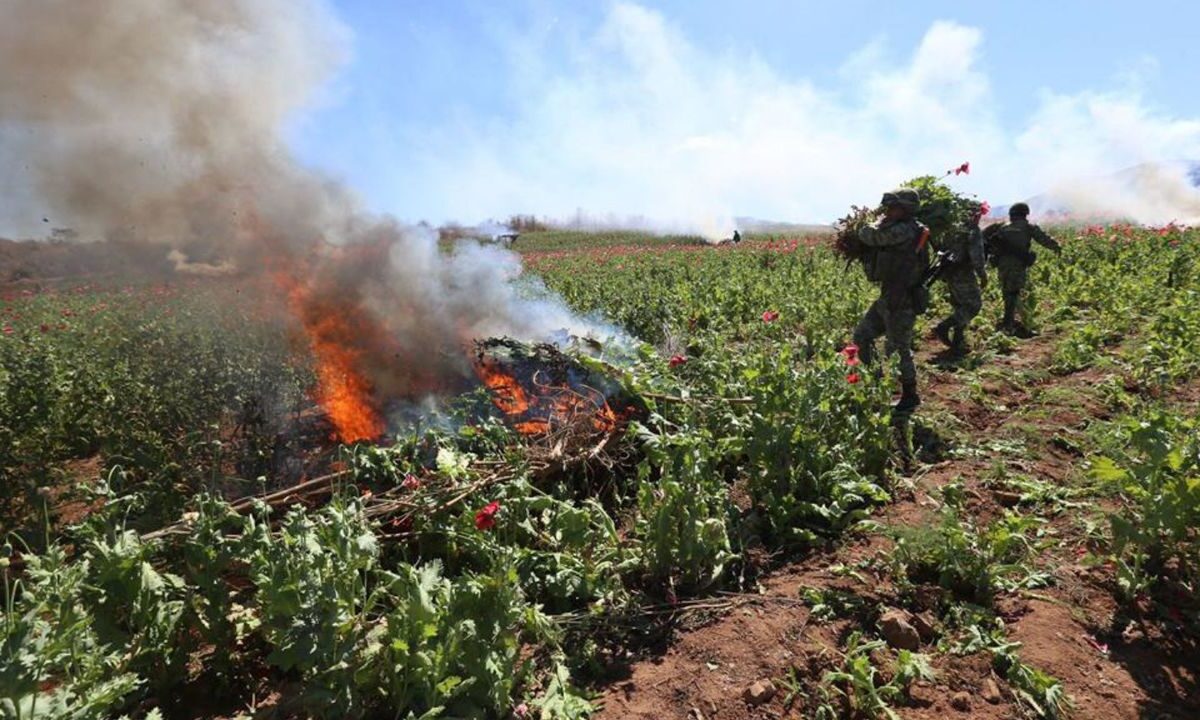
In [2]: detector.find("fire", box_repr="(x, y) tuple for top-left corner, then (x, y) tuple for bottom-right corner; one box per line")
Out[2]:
(276, 265), (386, 443)
(475, 356), (619, 437)
(533, 374), (618, 434)
(304, 311), (386, 443)
(475, 357), (531, 415)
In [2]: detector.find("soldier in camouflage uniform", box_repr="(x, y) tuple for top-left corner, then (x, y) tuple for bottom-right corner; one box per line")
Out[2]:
(982, 202), (1062, 335)
(853, 188), (931, 413)
(933, 208), (988, 353)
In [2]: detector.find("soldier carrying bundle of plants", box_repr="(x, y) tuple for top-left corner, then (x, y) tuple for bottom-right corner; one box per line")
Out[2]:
(843, 188), (931, 415)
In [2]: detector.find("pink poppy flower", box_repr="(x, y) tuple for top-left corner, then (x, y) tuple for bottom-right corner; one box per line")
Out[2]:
(846, 373), (861, 384)
(761, 310), (780, 323)
(669, 354), (688, 367)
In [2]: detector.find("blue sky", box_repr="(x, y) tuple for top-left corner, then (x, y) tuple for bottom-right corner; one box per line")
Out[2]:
(285, 1), (1200, 226)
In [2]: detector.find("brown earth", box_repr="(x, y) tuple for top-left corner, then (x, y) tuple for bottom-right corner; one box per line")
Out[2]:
(593, 327), (1200, 720)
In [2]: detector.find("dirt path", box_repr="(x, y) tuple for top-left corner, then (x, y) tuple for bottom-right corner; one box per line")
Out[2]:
(594, 329), (1200, 719)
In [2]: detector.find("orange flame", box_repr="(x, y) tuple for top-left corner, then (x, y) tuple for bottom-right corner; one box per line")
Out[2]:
(475, 357), (531, 415)
(238, 206), (388, 444)
(305, 312), (386, 443)
(475, 358), (619, 437)
(276, 266), (385, 443)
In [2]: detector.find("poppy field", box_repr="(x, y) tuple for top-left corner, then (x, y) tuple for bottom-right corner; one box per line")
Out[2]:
(3, 223), (1200, 719)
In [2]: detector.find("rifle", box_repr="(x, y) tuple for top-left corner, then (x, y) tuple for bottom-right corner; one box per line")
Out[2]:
(921, 250), (960, 288)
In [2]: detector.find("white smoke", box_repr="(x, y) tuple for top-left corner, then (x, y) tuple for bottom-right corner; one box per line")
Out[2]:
(401, 5), (1200, 226)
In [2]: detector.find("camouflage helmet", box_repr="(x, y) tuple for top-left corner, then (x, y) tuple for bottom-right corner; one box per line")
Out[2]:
(1009, 202), (1031, 217)
(880, 188), (920, 213)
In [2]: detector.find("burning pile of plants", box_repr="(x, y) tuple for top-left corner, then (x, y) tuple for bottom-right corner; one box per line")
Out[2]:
(152, 335), (648, 532)
(473, 337), (646, 442)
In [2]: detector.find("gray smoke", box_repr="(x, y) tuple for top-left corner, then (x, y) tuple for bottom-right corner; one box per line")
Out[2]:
(1036, 162), (1200, 224)
(0, 0), (610, 407)
(0, 0), (347, 249)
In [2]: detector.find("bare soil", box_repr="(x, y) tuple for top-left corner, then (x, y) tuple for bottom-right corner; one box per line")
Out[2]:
(593, 328), (1200, 719)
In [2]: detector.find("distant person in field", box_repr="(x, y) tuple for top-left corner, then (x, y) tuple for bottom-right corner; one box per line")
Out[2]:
(983, 202), (1062, 336)
(932, 204), (988, 353)
(852, 188), (931, 415)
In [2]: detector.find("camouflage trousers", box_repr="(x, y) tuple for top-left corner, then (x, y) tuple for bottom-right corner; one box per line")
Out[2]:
(853, 296), (917, 384)
(996, 255), (1032, 322)
(942, 266), (983, 329)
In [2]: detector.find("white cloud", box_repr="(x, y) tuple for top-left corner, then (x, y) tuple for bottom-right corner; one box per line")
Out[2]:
(408, 3), (1200, 231)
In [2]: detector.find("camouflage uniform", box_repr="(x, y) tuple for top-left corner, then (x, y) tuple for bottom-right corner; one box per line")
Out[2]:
(934, 223), (987, 350)
(982, 214), (1061, 331)
(852, 198), (930, 400)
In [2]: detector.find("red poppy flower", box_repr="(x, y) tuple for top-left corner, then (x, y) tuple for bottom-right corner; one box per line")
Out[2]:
(761, 310), (780, 323)
(841, 343), (859, 361)
(475, 500), (501, 530)
(669, 354), (688, 367)
(953, 161), (970, 176)
(39, 323), (50, 333)
(402, 474), (421, 491)
(846, 373), (861, 384)
(2, 326), (12, 336)
(978, 201), (990, 217)
(845, 355), (860, 367)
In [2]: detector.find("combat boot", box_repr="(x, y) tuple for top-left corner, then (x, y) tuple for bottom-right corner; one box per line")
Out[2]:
(933, 319), (954, 348)
(894, 381), (920, 414)
(951, 325), (966, 354)
(1000, 298), (1017, 335)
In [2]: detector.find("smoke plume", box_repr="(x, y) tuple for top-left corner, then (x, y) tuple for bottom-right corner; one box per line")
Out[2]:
(395, 6), (1200, 227)
(0, 0), (600, 437)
